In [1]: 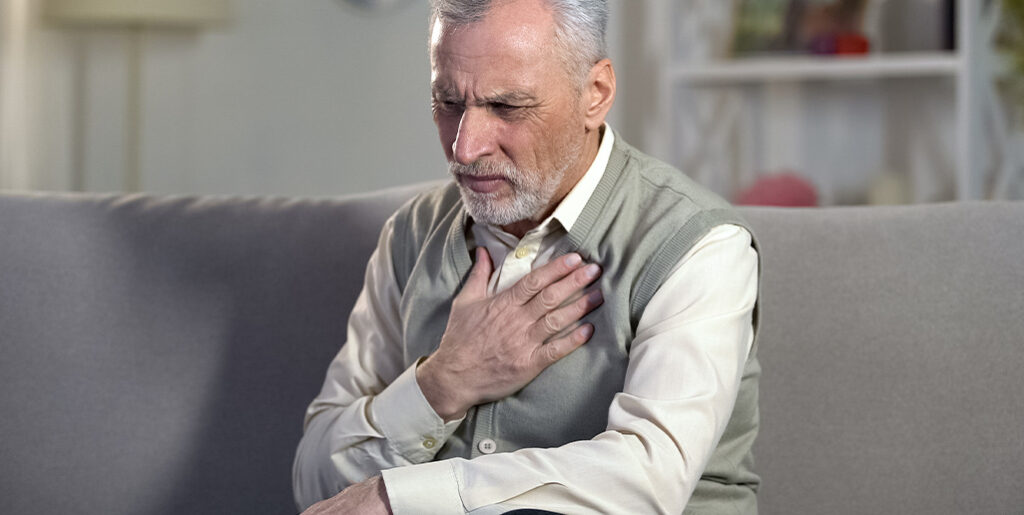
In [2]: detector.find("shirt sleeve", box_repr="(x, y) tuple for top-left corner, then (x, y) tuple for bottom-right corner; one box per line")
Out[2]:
(381, 224), (759, 514)
(292, 216), (464, 511)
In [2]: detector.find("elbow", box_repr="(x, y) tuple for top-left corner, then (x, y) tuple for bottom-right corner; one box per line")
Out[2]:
(292, 415), (346, 510)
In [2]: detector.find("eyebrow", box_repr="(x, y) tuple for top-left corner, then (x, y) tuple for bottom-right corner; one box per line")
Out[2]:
(431, 86), (538, 106)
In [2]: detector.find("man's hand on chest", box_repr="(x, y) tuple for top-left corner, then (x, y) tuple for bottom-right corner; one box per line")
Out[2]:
(415, 247), (604, 421)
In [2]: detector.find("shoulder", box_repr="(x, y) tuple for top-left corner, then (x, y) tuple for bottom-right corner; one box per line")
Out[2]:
(386, 181), (463, 289)
(391, 181), (462, 233)
(609, 136), (739, 227)
(602, 137), (756, 320)
(388, 181), (463, 248)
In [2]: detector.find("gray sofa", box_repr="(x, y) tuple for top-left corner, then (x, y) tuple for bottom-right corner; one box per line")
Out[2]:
(1, 184), (1022, 514)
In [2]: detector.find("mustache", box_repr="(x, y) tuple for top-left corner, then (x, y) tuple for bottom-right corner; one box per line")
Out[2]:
(449, 160), (524, 185)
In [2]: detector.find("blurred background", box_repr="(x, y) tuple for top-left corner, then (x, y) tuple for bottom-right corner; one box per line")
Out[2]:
(1, 0), (1021, 205)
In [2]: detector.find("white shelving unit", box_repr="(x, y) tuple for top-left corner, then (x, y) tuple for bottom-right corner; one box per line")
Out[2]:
(670, 53), (961, 83)
(637, 0), (1017, 205)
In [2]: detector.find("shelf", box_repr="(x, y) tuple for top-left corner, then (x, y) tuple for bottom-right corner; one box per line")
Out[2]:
(671, 52), (962, 84)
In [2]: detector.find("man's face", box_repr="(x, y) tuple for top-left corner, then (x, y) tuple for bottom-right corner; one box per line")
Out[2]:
(429, 0), (589, 227)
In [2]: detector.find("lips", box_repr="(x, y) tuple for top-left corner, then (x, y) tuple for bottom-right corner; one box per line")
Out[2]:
(459, 174), (508, 194)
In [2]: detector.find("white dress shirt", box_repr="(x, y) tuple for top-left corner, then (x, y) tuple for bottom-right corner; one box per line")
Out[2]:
(293, 127), (759, 514)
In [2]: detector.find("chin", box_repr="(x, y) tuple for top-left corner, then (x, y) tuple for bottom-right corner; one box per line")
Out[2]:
(459, 191), (528, 226)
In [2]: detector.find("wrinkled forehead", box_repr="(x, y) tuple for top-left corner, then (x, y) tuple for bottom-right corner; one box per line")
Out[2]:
(428, 0), (560, 67)
(431, 24), (565, 98)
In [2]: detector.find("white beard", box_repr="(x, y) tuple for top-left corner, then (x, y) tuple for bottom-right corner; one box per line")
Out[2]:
(449, 138), (583, 227)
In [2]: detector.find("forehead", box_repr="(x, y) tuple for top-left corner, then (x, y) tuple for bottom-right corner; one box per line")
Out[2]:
(429, 1), (563, 94)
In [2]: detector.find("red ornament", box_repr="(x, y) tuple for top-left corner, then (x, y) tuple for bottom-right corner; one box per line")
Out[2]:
(736, 173), (818, 207)
(836, 32), (870, 55)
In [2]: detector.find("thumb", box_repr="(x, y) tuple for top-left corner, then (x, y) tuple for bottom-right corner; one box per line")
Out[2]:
(461, 247), (492, 300)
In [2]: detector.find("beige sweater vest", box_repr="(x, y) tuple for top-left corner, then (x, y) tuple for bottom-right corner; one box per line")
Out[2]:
(387, 136), (761, 513)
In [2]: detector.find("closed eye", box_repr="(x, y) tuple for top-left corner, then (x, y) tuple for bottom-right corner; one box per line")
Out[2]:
(490, 102), (525, 116)
(432, 99), (464, 115)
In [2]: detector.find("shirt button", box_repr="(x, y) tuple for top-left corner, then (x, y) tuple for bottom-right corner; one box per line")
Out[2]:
(478, 438), (497, 454)
(422, 437), (437, 449)
(514, 247), (529, 259)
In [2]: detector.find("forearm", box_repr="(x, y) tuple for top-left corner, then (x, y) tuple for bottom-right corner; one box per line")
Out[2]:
(382, 403), (727, 514)
(294, 398), (393, 507)
(294, 354), (465, 509)
(294, 217), (466, 509)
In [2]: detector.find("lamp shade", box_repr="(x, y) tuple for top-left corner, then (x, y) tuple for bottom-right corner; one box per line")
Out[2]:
(44, 0), (229, 27)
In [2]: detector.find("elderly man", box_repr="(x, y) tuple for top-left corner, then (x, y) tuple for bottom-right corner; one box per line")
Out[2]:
(293, 0), (760, 513)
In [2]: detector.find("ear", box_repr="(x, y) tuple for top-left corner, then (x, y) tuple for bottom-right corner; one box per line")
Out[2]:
(582, 59), (616, 131)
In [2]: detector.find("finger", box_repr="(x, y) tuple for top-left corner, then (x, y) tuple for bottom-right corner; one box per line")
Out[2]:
(506, 252), (584, 305)
(459, 247), (493, 301)
(530, 287), (603, 341)
(533, 323), (594, 367)
(525, 262), (602, 319)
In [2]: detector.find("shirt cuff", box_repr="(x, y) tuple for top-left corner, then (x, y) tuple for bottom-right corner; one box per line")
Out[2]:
(382, 460), (465, 515)
(370, 360), (464, 463)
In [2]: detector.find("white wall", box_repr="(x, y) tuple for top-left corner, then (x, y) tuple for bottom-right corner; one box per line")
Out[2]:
(3, 1), (448, 196)
(137, 1), (445, 196)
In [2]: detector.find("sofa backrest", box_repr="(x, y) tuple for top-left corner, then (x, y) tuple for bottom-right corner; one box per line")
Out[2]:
(745, 202), (1024, 513)
(1, 186), (1021, 514)
(0, 186), (422, 515)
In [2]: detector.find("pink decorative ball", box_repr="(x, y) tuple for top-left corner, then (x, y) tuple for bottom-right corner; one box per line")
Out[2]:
(736, 173), (818, 207)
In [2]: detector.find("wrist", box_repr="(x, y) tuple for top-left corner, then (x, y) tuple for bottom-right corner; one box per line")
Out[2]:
(372, 476), (392, 515)
(415, 358), (469, 422)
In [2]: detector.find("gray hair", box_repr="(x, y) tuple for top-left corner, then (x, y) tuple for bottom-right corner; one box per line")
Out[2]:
(430, 0), (608, 86)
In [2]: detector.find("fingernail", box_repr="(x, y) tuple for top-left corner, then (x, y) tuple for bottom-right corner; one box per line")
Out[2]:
(584, 264), (600, 278)
(564, 253), (582, 266)
(580, 324), (594, 339)
(588, 289), (604, 304)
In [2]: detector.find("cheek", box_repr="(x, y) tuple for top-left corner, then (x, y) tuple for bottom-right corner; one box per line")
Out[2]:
(494, 130), (531, 169)
(435, 114), (460, 159)
(513, 123), (561, 168)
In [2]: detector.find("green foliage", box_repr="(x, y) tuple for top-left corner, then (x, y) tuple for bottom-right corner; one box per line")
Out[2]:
(732, 0), (791, 55)
(1000, 0), (1024, 109)
(1004, 0), (1024, 72)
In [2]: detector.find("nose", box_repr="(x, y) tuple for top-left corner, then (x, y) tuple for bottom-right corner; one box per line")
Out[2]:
(452, 107), (497, 165)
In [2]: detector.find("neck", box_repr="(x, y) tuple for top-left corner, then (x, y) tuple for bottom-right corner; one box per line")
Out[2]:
(500, 126), (603, 238)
